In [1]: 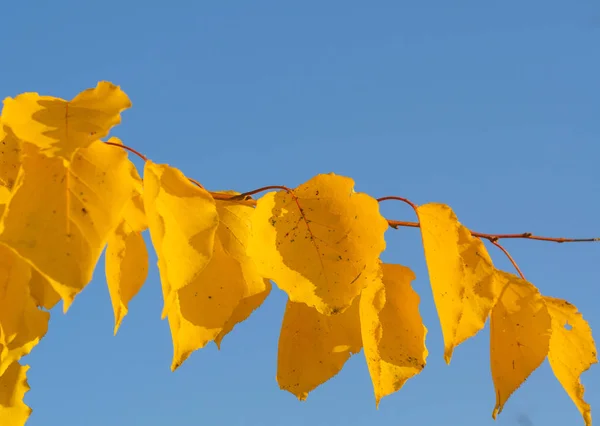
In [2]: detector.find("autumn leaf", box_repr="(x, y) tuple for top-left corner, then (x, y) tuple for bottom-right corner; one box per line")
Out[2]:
(28, 268), (60, 311)
(490, 271), (551, 419)
(0, 141), (135, 311)
(277, 297), (362, 400)
(248, 174), (388, 316)
(105, 147), (148, 334)
(0, 125), (22, 216)
(214, 285), (271, 349)
(417, 203), (501, 363)
(142, 161), (219, 319)
(0, 81), (131, 160)
(0, 361), (31, 426)
(360, 263), (427, 407)
(164, 197), (271, 370)
(0, 245), (48, 377)
(213, 196), (272, 348)
(544, 297), (598, 426)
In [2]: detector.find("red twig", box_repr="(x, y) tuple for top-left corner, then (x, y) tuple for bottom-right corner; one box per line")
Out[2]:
(104, 141), (147, 161)
(387, 220), (598, 243)
(489, 240), (525, 279)
(104, 142), (600, 246)
(377, 196), (418, 212)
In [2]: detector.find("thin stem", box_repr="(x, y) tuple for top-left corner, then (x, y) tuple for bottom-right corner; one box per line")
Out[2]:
(104, 141), (600, 245)
(104, 141), (148, 161)
(387, 220), (599, 243)
(377, 196), (418, 212)
(490, 240), (525, 279)
(238, 186), (292, 198)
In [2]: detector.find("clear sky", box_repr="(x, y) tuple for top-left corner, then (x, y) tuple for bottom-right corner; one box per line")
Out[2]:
(1, 1), (599, 425)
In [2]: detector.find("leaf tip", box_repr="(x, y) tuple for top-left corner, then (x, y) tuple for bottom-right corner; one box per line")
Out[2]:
(61, 297), (74, 314)
(443, 348), (454, 365)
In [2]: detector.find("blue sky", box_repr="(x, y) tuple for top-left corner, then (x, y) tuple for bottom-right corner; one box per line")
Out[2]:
(2, 1), (599, 425)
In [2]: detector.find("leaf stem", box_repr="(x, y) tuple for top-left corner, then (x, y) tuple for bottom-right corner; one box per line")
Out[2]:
(105, 141), (600, 245)
(489, 240), (525, 279)
(387, 220), (599, 244)
(104, 141), (148, 161)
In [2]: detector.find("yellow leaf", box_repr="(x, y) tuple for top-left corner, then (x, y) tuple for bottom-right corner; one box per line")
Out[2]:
(545, 296), (598, 426)
(0, 245), (48, 377)
(417, 203), (501, 363)
(142, 161), (219, 319)
(277, 298), (362, 400)
(213, 196), (271, 348)
(248, 173), (388, 315)
(360, 263), (427, 407)
(28, 268), (60, 311)
(214, 285), (271, 349)
(106, 155), (148, 334)
(0, 361), (31, 426)
(0, 141), (135, 311)
(166, 198), (270, 370)
(0, 81), (131, 160)
(0, 125), (22, 214)
(490, 271), (551, 419)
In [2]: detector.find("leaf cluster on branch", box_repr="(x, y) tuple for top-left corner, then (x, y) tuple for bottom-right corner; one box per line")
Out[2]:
(0, 81), (597, 425)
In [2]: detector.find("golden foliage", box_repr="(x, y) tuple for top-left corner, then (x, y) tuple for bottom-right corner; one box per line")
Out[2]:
(359, 263), (427, 406)
(0, 81), (596, 426)
(545, 297), (597, 426)
(418, 203), (501, 363)
(247, 174), (388, 315)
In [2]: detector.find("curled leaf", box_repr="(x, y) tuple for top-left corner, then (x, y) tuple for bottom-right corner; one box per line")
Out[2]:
(248, 173), (388, 315)
(360, 263), (427, 407)
(545, 296), (597, 426)
(490, 271), (551, 419)
(418, 203), (501, 363)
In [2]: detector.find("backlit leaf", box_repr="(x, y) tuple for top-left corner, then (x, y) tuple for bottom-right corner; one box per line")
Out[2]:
(1, 81), (131, 160)
(545, 296), (598, 426)
(490, 271), (551, 419)
(0, 245), (48, 377)
(106, 151), (148, 334)
(142, 161), (219, 318)
(28, 268), (60, 311)
(0, 125), (22, 216)
(166, 198), (270, 369)
(213, 196), (271, 348)
(0, 141), (135, 311)
(277, 297), (362, 399)
(418, 203), (501, 363)
(248, 173), (388, 315)
(360, 263), (427, 406)
(0, 361), (31, 426)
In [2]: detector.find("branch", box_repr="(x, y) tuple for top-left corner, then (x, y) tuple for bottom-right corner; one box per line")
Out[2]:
(105, 141), (600, 245)
(386, 220), (599, 244)
(489, 240), (525, 279)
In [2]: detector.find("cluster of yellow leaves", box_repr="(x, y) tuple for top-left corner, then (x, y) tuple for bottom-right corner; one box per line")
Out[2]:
(0, 82), (596, 426)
